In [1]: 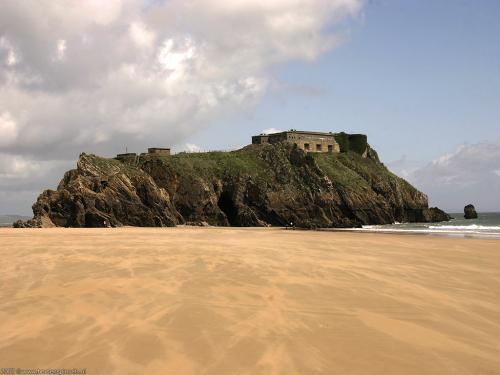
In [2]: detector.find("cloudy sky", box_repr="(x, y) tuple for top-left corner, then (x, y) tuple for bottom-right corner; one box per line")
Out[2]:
(0, 0), (499, 215)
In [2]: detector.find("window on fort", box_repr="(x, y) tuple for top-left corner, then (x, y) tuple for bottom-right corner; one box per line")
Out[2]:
(316, 144), (322, 151)
(328, 145), (333, 152)
(304, 143), (310, 151)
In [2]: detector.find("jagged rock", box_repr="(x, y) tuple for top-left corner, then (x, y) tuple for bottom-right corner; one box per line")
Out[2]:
(19, 153), (180, 228)
(13, 218), (39, 228)
(185, 221), (210, 227)
(16, 143), (451, 228)
(464, 204), (478, 219)
(13, 215), (55, 228)
(422, 207), (452, 223)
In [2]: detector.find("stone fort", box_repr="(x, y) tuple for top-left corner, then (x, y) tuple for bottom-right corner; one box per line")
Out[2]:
(116, 130), (355, 162)
(116, 147), (170, 162)
(252, 129), (340, 153)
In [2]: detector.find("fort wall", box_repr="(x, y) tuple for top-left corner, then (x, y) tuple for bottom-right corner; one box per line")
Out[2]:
(116, 147), (170, 163)
(252, 130), (340, 153)
(148, 148), (171, 155)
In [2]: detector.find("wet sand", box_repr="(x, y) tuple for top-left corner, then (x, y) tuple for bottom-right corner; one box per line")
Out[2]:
(1, 227), (499, 374)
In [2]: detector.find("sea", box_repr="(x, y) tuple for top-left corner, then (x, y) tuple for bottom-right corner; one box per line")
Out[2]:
(0, 215), (30, 227)
(2, 213), (500, 238)
(342, 212), (500, 239)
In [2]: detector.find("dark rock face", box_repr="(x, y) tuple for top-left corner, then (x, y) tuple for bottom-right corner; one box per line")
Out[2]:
(464, 204), (478, 219)
(423, 207), (452, 222)
(13, 217), (43, 228)
(17, 143), (450, 228)
(23, 153), (181, 228)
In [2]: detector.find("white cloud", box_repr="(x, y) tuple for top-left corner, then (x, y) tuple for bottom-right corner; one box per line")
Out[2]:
(414, 140), (500, 187)
(47, 0), (124, 27)
(0, 153), (73, 214)
(391, 140), (500, 211)
(1, 36), (18, 66)
(0, 153), (71, 189)
(0, 0), (362, 213)
(0, 0), (361, 154)
(6, 50), (17, 66)
(0, 154), (40, 179)
(184, 143), (202, 152)
(157, 36), (196, 83)
(129, 22), (156, 49)
(0, 112), (18, 146)
(387, 155), (425, 180)
(55, 39), (67, 61)
(262, 127), (282, 134)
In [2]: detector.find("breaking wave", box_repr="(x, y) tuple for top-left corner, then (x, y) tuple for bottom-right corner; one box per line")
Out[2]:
(428, 224), (500, 231)
(342, 214), (500, 238)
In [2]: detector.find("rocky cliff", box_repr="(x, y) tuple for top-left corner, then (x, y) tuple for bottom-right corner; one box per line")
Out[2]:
(15, 142), (450, 228)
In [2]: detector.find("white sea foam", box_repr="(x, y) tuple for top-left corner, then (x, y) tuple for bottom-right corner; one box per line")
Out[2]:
(341, 223), (500, 238)
(428, 225), (500, 231)
(333, 213), (500, 238)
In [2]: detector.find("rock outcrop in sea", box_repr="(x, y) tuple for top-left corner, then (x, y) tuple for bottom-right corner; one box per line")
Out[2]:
(14, 142), (450, 228)
(464, 204), (478, 219)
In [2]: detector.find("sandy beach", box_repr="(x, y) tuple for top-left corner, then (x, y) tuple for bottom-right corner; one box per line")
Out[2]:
(0, 227), (499, 374)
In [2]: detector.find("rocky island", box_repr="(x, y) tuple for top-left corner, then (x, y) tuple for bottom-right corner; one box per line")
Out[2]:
(15, 131), (450, 228)
(464, 204), (478, 219)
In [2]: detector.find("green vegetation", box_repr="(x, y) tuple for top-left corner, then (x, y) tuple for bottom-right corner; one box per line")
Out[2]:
(106, 142), (416, 199)
(84, 153), (144, 176)
(333, 132), (367, 155)
(348, 134), (367, 155)
(138, 145), (271, 182)
(312, 150), (418, 196)
(312, 152), (373, 191)
(333, 132), (350, 152)
(85, 153), (123, 171)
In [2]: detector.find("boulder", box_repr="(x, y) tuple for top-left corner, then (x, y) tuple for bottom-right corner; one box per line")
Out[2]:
(422, 207), (452, 223)
(464, 204), (478, 219)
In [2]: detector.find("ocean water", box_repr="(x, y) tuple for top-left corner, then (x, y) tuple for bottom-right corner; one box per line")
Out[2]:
(355, 212), (500, 238)
(0, 215), (30, 227)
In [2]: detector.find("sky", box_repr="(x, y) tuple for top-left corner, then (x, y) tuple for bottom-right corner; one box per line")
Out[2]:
(0, 0), (499, 215)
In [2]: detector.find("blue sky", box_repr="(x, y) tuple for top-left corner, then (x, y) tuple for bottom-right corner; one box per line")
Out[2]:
(0, 0), (499, 214)
(186, 1), (500, 211)
(191, 0), (500, 162)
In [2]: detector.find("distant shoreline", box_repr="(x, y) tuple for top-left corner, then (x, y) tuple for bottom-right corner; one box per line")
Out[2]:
(4, 212), (500, 238)
(0, 216), (30, 227)
(323, 227), (500, 240)
(3, 224), (500, 241)
(323, 212), (500, 239)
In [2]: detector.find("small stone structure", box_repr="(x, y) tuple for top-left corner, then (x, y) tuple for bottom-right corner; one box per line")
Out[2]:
(116, 147), (171, 163)
(252, 129), (340, 153)
(116, 152), (138, 163)
(148, 147), (171, 156)
(252, 134), (269, 144)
